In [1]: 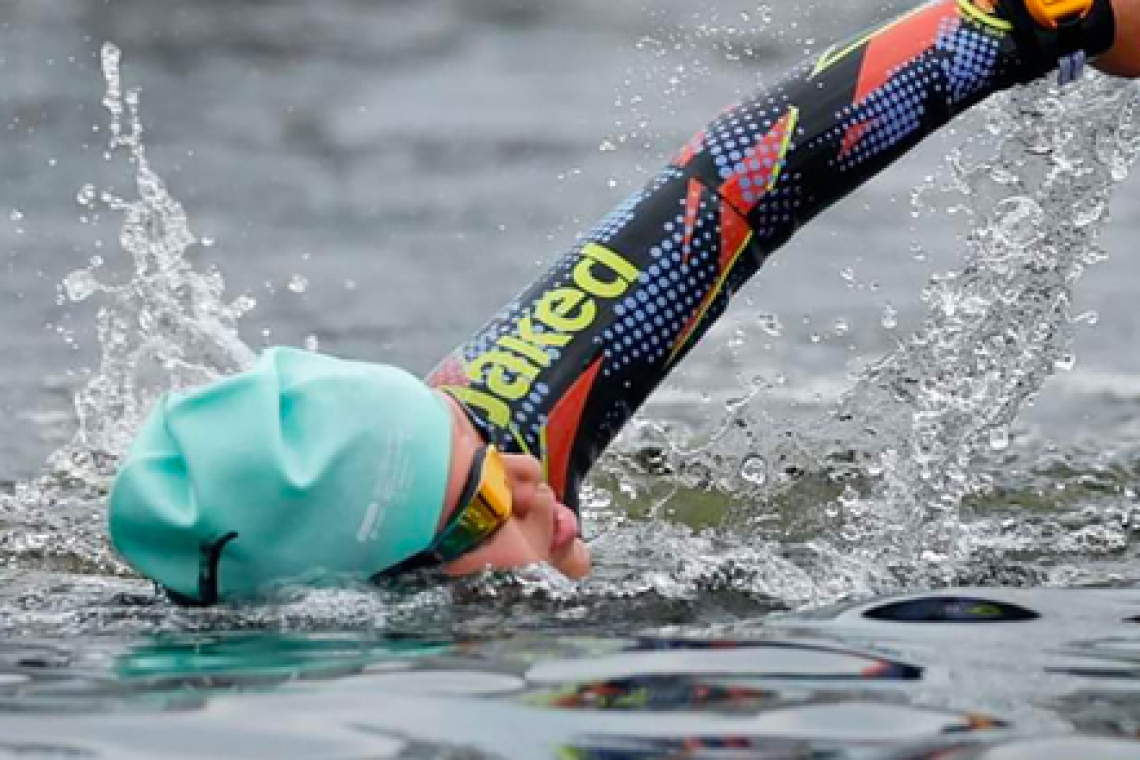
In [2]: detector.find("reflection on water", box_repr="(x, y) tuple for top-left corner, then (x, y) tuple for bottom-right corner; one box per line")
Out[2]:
(3, 597), (1140, 758)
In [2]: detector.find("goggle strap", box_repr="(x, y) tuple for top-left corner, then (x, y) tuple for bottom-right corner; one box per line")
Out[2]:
(165, 531), (239, 607)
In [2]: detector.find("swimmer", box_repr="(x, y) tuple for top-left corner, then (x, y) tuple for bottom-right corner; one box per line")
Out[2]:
(108, 0), (1140, 604)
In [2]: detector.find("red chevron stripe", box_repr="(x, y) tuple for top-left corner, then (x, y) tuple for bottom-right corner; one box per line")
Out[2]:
(718, 109), (796, 215)
(839, 118), (879, 159)
(681, 178), (703, 264)
(855, 2), (956, 104)
(675, 129), (706, 167)
(544, 358), (603, 500)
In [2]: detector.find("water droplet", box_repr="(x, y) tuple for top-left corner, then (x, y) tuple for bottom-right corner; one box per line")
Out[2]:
(833, 317), (849, 336)
(1073, 310), (1099, 326)
(989, 428), (1010, 452)
(287, 274), (309, 294)
(62, 269), (99, 302)
(304, 334), (320, 352)
(232, 295), (257, 315)
(740, 455), (767, 486)
(757, 313), (782, 336)
(1073, 197), (1106, 228)
(1054, 353), (1076, 371)
(840, 266), (855, 282)
(607, 178), (618, 188)
(9, 209), (23, 221)
(344, 279), (358, 291)
(200, 236), (216, 248)
(598, 139), (617, 152)
(1111, 156), (1130, 182)
(881, 304), (898, 330)
(76, 184), (97, 207)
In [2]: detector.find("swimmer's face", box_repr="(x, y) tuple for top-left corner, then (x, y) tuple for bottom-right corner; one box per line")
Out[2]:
(434, 393), (592, 580)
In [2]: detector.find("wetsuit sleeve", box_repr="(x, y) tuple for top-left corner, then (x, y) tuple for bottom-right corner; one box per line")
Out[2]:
(427, 0), (1116, 512)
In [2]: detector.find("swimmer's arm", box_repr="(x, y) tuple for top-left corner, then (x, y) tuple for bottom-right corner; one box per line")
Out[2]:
(639, 0), (1121, 367)
(430, 0), (1127, 508)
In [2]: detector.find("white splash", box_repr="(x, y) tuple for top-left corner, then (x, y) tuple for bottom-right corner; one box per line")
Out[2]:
(827, 74), (1140, 584)
(0, 44), (256, 579)
(590, 74), (1140, 607)
(48, 43), (256, 490)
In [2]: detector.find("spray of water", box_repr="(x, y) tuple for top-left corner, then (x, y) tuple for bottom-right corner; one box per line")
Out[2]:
(0, 44), (255, 577)
(824, 74), (1140, 586)
(587, 73), (1140, 606)
(601, 5), (775, 168)
(50, 44), (256, 491)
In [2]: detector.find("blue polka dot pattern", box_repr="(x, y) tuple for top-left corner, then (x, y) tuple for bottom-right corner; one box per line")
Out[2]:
(820, 13), (1005, 173)
(938, 19), (1001, 105)
(587, 168), (683, 244)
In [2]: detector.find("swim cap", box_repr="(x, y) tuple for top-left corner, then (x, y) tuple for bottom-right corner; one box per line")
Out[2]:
(108, 347), (453, 603)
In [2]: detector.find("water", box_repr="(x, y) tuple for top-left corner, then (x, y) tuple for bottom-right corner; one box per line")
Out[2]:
(4, 0), (1140, 755)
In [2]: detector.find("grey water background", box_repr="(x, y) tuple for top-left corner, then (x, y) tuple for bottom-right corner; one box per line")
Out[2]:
(5, 0), (1140, 757)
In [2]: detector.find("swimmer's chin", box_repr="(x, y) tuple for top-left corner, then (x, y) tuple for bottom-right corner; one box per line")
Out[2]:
(442, 541), (591, 581)
(552, 538), (592, 580)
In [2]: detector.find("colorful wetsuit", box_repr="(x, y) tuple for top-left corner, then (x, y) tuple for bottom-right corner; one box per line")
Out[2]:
(427, 0), (1115, 512)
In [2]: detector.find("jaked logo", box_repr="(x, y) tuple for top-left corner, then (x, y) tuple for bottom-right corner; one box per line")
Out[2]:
(449, 242), (640, 427)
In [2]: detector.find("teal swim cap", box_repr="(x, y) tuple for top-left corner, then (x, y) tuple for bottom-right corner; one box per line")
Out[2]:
(108, 347), (453, 603)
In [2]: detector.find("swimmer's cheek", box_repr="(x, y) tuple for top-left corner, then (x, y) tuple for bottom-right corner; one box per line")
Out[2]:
(440, 532), (591, 579)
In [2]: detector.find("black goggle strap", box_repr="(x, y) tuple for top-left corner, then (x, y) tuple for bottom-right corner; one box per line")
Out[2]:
(372, 548), (442, 580)
(373, 446), (497, 579)
(164, 531), (239, 607)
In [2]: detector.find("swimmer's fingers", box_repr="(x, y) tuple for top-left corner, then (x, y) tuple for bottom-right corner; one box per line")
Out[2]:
(1093, 0), (1140, 76)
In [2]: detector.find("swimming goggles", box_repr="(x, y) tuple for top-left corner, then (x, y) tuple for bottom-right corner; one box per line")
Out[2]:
(378, 444), (514, 577)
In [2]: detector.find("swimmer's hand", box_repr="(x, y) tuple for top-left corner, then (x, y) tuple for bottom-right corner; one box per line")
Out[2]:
(1095, 0), (1140, 76)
